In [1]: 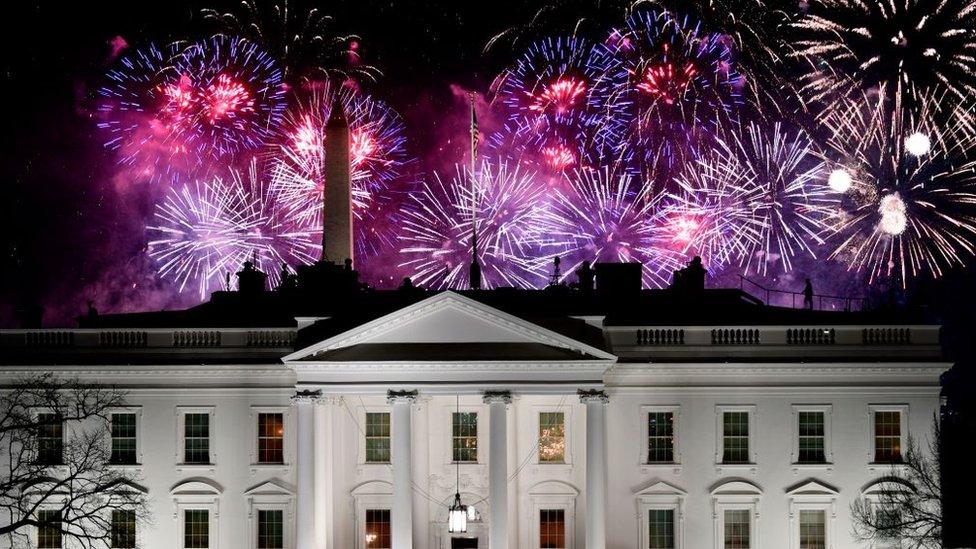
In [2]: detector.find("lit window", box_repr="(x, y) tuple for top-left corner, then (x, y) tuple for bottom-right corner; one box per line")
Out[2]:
(111, 509), (136, 548)
(539, 412), (565, 463)
(184, 510), (209, 548)
(874, 411), (902, 462)
(36, 413), (63, 466)
(722, 412), (749, 464)
(184, 413), (210, 464)
(257, 509), (283, 549)
(797, 412), (825, 464)
(365, 412), (391, 463)
(37, 509), (61, 548)
(452, 412), (478, 463)
(799, 509), (825, 549)
(723, 509), (750, 549)
(647, 509), (675, 549)
(365, 509), (391, 549)
(648, 412), (675, 463)
(110, 413), (137, 465)
(257, 413), (284, 464)
(539, 509), (566, 548)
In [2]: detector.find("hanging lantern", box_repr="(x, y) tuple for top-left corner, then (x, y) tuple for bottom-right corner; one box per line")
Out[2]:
(448, 492), (468, 533)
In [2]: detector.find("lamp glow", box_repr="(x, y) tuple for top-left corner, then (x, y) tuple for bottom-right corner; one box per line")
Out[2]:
(448, 493), (468, 533)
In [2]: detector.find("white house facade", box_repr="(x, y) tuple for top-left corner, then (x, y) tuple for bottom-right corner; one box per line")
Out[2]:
(0, 288), (946, 549)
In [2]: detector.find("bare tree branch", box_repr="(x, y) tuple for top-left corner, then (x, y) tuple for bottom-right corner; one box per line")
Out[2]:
(851, 414), (943, 549)
(0, 373), (150, 548)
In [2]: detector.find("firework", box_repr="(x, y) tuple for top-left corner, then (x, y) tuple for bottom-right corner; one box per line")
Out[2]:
(793, 0), (976, 105)
(822, 92), (976, 284)
(539, 167), (685, 288)
(167, 35), (286, 161)
(268, 86), (410, 258)
(671, 121), (834, 276)
(592, 8), (742, 187)
(97, 43), (202, 183)
(492, 36), (627, 168)
(399, 162), (550, 289)
(147, 160), (318, 299)
(201, 0), (379, 83)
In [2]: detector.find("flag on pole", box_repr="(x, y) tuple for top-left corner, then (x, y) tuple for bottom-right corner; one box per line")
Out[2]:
(468, 93), (482, 289)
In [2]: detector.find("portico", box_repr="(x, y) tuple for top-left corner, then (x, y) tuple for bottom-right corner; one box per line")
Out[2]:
(283, 291), (616, 549)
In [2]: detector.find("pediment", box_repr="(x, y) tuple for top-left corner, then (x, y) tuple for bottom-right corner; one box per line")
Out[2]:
(786, 480), (838, 497)
(284, 291), (615, 363)
(351, 480), (393, 496)
(244, 478), (294, 496)
(862, 477), (915, 495)
(710, 480), (763, 496)
(635, 480), (687, 497)
(170, 478), (222, 495)
(528, 480), (580, 496)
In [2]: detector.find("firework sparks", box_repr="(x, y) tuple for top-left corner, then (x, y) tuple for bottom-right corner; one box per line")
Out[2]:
(793, 0), (976, 105)
(146, 159), (317, 299)
(670, 122), (835, 275)
(822, 92), (976, 284)
(592, 8), (743, 188)
(201, 0), (380, 83)
(399, 162), (551, 289)
(269, 86), (410, 258)
(539, 167), (685, 288)
(97, 43), (202, 183)
(167, 35), (286, 161)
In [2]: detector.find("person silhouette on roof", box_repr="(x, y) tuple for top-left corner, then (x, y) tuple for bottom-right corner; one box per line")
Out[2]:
(803, 278), (814, 310)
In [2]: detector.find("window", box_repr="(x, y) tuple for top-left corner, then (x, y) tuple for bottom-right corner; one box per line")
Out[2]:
(648, 412), (675, 463)
(797, 412), (825, 464)
(365, 509), (391, 549)
(257, 413), (284, 464)
(722, 412), (749, 464)
(539, 509), (566, 548)
(36, 413), (63, 466)
(647, 509), (675, 549)
(539, 412), (566, 463)
(37, 509), (61, 549)
(799, 510), (826, 549)
(111, 413), (138, 465)
(184, 413), (210, 464)
(257, 509), (283, 549)
(184, 510), (209, 548)
(452, 412), (478, 463)
(111, 509), (136, 548)
(724, 509), (750, 549)
(365, 412), (391, 463)
(874, 411), (902, 463)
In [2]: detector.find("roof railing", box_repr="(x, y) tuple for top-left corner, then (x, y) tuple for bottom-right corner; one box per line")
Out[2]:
(738, 275), (867, 312)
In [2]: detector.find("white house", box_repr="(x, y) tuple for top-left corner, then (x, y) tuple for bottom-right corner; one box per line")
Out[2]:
(0, 284), (946, 549)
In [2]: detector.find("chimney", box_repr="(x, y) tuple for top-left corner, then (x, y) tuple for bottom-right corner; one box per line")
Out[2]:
(321, 105), (353, 265)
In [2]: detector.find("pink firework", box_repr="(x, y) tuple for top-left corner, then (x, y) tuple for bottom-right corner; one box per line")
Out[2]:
(166, 35), (286, 160)
(528, 77), (588, 116)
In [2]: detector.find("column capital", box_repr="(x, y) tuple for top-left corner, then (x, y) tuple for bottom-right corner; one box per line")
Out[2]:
(578, 389), (609, 404)
(387, 389), (418, 405)
(292, 389), (322, 404)
(482, 390), (512, 405)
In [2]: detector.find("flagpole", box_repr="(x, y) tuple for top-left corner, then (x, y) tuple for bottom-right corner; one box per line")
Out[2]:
(468, 93), (482, 290)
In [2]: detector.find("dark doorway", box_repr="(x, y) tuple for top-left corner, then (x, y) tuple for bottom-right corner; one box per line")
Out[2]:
(451, 538), (478, 548)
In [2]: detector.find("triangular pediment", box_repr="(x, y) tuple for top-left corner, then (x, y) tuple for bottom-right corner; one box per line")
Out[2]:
(284, 291), (615, 363)
(635, 480), (687, 497)
(244, 478), (294, 496)
(786, 480), (839, 497)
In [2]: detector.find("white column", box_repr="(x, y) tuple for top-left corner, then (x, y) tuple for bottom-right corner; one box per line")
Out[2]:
(313, 398), (331, 549)
(580, 390), (608, 549)
(484, 391), (511, 549)
(389, 390), (417, 549)
(293, 390), (319, 549)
